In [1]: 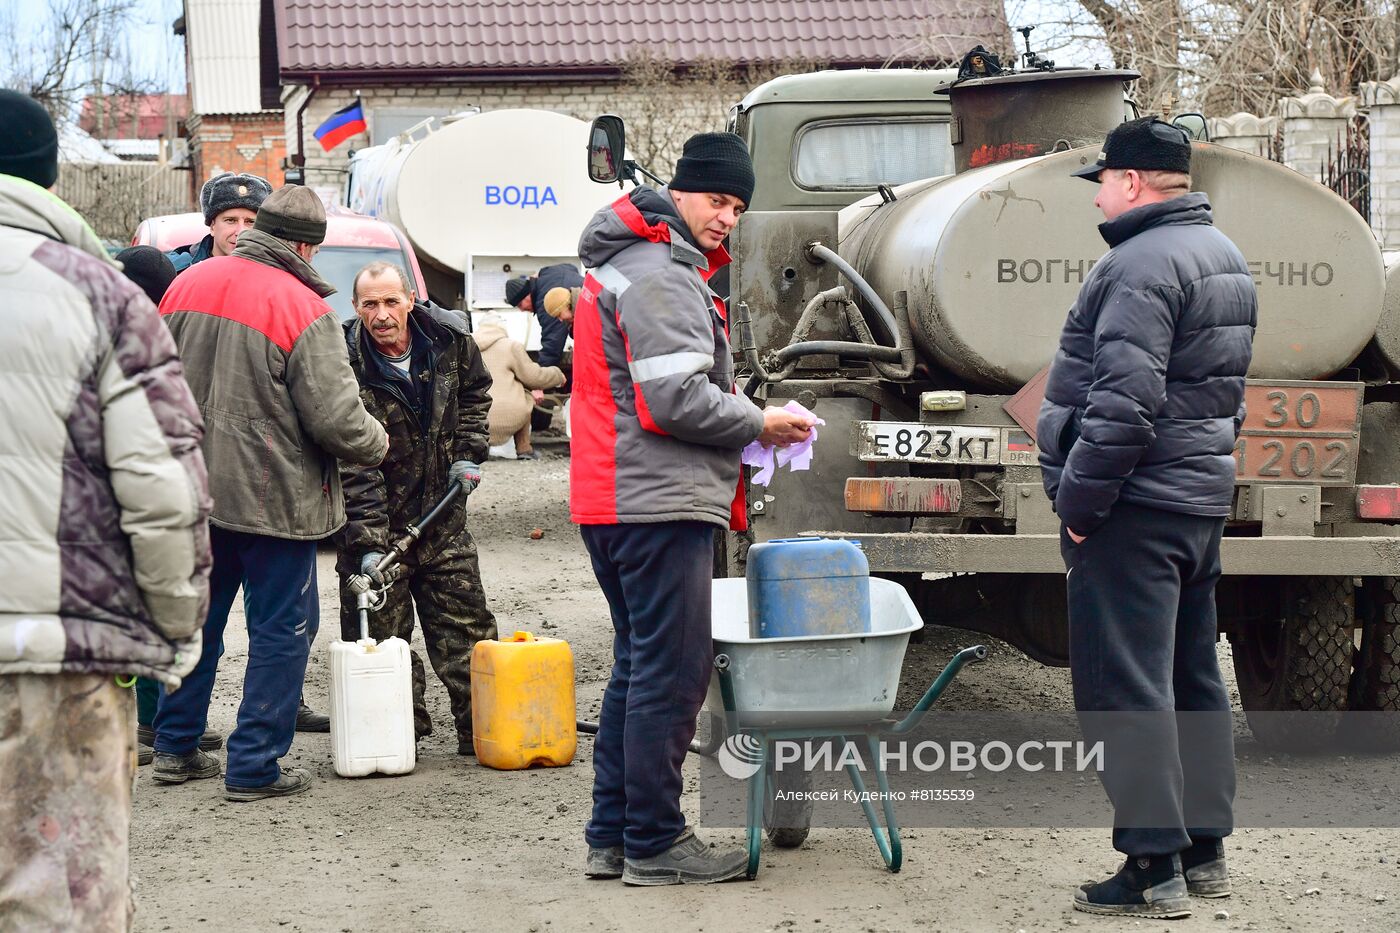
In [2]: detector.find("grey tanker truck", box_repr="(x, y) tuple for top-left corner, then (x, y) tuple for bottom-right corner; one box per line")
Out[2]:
(587, 61), (1400, 750)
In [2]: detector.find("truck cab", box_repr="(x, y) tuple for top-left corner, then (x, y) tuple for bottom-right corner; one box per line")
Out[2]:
(730, 69), (955, 212)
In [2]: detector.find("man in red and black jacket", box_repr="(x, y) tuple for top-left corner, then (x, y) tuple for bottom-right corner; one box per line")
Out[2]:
(155, 187), (387, 802)
(572, 133), (814, 885)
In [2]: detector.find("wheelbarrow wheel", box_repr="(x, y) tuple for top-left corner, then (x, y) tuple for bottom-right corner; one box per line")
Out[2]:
(763, 760), (812, 849)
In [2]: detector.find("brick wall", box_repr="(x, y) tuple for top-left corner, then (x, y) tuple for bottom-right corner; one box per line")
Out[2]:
(189, 112), (288, 197)
(285, 81), (721, 191)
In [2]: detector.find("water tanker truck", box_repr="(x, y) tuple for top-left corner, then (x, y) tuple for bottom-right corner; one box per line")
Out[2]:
(347, 108), (624, 345)
(589, 63), (1400, 750)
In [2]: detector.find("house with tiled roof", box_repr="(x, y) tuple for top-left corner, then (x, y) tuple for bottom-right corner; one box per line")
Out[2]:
(263, 0), (1010, 188)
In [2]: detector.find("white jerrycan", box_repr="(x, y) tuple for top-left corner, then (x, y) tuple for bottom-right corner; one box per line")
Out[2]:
(329, 636), (416, 777)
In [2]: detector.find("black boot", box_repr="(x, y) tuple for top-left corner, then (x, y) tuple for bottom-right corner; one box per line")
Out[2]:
(1073, 853), (1191, 919)
(151, 749), (222, 785)
(295, 698), (331, 733)
(1181, 837), (1230, 897)
(138, 723), (223, 750)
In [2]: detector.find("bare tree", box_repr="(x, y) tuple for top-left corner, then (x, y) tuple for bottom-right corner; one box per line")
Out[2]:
(889, 0), (1019, 67)
(615, 51), (829, 170)
(1, 0), (161, 124)
(1022, 0), (1400, 114)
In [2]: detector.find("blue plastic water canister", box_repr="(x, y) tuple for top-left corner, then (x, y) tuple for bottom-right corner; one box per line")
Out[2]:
(746, 537), (871, 638)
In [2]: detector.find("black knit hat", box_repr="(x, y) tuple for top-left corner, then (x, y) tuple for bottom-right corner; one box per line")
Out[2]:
(116, 246), (178, 304)
(670, 132), (755, 205)
(0, 90), (59, 189)
(505, 275), (531, 307)
(199, 171), (272, 224)
(1071, 117), (1192, 182)
(253, 184), (327, 245)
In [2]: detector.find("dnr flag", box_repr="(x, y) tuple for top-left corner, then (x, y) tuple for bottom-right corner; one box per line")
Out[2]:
(313, 100), (367, 151)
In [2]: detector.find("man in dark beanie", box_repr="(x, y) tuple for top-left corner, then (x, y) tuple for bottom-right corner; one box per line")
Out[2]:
(154, 185), (388, 802)
(1040, 117), (1256, 917)
(169, 171), (273, 272)
(117, 245), (178, 305)
(116, 244), (231, 768)
(0, 90), (60, 189)
(571, 132), (813, 885)
(505, 262), (582, 371)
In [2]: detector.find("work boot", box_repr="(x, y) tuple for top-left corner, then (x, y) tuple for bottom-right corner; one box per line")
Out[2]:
(1073, 853), (1191, 919)
(151, 749), (222, 785)
(295, 700), (331, 733)
(1181, 837), (1230, 897)
(621, 828), (749, 886)
(224, 767), (312, 802)
(585, 845), (624, 879)
(457, 735), (476, 757)
(138, 723), (223, 751)
(137, 746), (153, 766)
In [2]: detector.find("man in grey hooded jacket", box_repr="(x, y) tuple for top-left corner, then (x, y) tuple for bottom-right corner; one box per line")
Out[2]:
(572, 133), (813, 886)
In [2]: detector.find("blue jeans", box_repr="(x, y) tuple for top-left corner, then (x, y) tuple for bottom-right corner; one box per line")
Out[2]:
(154, 527), (319, 787)
(581, 521), (715, 859)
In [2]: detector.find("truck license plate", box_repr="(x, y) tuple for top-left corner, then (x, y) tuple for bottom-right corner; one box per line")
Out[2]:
(1234, 380), (1362, 485)
(855, 422), (1030, 466)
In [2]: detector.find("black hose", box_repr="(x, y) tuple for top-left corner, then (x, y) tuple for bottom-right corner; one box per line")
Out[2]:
(807, 242), (899, 345)
(773, 339), (902, 365)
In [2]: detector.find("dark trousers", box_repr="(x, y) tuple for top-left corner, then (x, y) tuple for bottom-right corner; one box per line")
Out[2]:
(1062, 500), (1236, 856)
(154, 526), (319, 787)
(135, 676), (159, 725)
(581, 521), (715, 859)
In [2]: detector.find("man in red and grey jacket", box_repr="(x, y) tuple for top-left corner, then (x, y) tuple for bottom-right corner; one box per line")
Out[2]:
(572, 132), (813, 885)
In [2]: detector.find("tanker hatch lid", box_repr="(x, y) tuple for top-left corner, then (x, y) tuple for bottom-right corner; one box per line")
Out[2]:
(933, 68), (1139, 95)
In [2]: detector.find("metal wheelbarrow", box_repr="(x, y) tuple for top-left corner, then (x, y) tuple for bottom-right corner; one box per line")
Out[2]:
(705, 577), (987, 878)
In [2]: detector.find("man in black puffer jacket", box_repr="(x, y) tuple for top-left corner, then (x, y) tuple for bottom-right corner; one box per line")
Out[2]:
(1038, 118), (1256, 919)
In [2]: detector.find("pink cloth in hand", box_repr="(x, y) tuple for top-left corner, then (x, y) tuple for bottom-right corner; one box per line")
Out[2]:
(741, 400), (824, 487)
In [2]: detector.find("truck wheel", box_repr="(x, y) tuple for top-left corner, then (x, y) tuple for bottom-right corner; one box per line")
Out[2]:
(1231, 576), (1352, 751)
(1349, 577), (1400, 751)
(763, 760), (813, 848)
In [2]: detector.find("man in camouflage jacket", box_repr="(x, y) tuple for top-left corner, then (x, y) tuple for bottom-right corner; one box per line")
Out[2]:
(336, 262), (498, 755)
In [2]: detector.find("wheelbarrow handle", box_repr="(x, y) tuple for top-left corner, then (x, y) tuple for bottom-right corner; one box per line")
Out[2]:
(574, 717), (719, 757)
(886, 644), (988, 735)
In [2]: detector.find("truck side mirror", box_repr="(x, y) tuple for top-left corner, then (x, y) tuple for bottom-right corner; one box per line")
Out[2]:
(588, 115), (626, 184)
(1172, 112), (1210, 142)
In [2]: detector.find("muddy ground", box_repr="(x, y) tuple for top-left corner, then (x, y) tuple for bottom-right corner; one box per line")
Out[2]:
(131, 440), (1400, 932)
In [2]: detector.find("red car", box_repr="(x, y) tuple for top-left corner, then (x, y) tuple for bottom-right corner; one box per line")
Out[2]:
(132, 206), (430, 321)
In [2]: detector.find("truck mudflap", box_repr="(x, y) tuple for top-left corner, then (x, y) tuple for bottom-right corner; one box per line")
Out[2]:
(807, 531), (1400, 577)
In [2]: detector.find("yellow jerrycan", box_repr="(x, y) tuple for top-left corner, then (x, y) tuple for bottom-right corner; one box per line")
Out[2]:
(470, 631), (577, 769)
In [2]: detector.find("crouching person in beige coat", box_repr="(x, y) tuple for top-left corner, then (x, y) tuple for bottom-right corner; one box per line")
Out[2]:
(475, 313), (565, 459)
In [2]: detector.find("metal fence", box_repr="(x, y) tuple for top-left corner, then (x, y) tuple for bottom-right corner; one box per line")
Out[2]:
(55, 161), (193, 243)
(1322, 115), (1370, 225)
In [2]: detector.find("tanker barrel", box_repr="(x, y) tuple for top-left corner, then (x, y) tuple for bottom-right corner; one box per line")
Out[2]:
(838, 144), (1384, 389)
